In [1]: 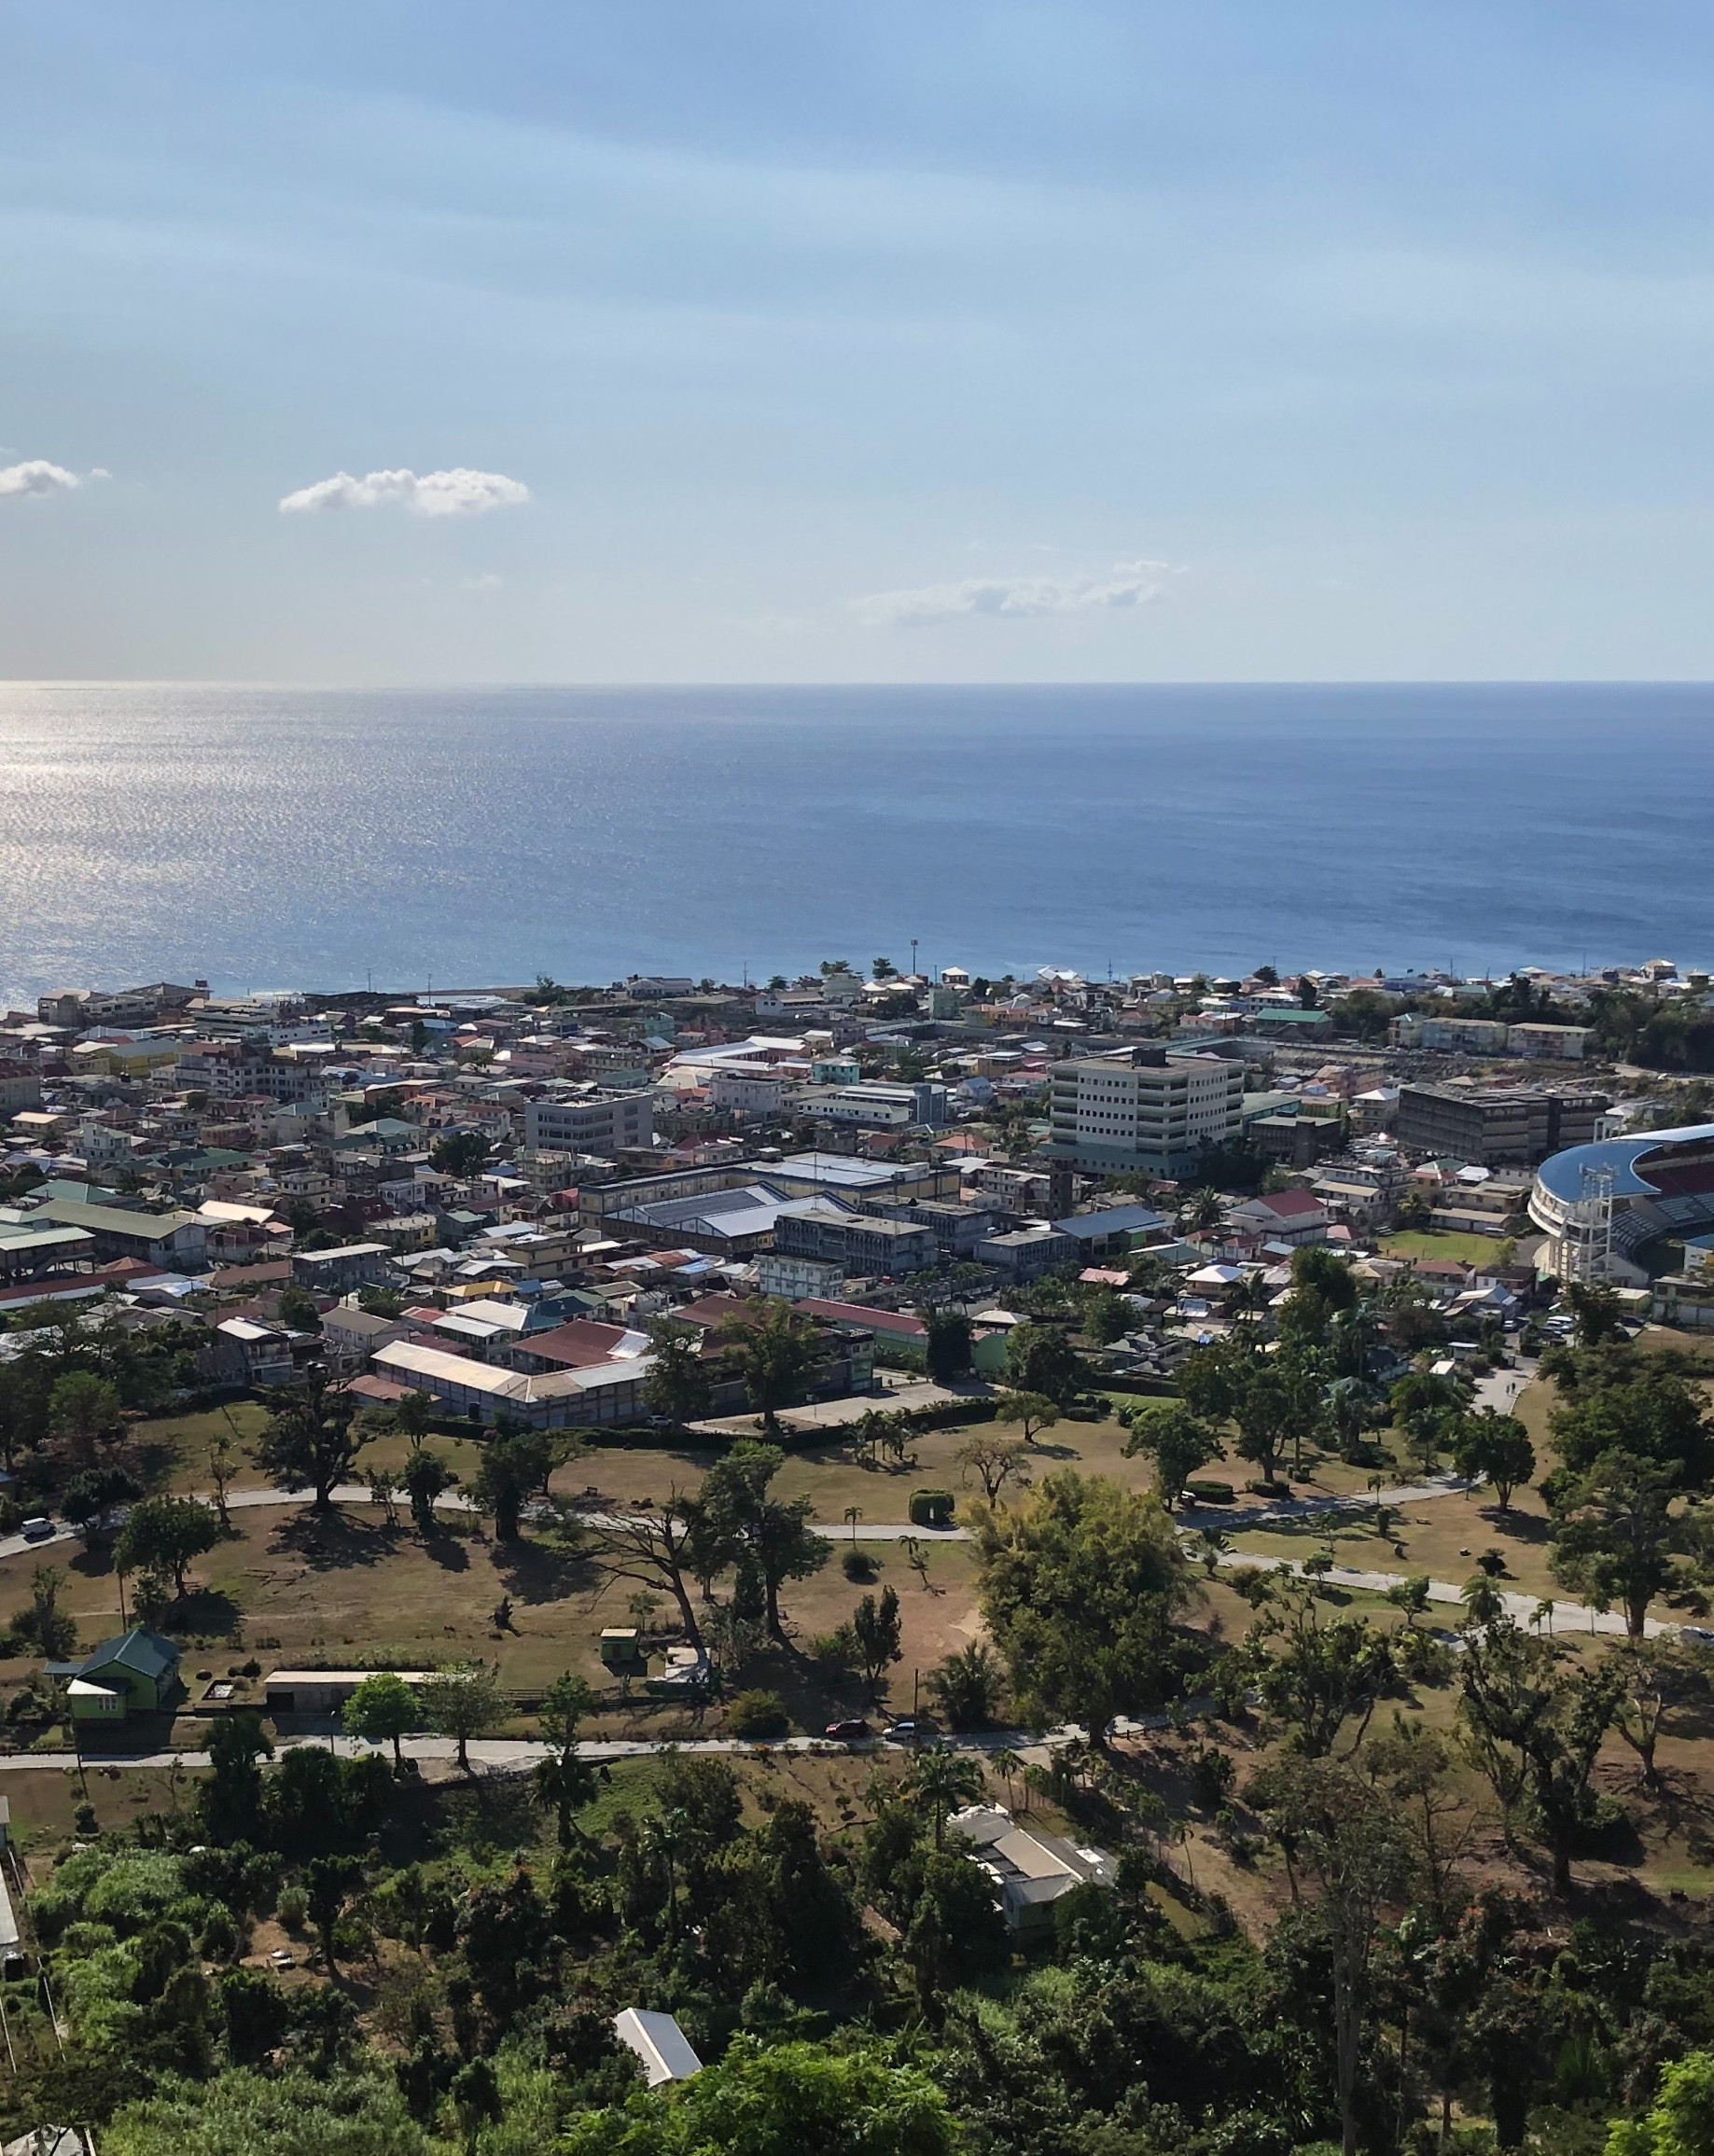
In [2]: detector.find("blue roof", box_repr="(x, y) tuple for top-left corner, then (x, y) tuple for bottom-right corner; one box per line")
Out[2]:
(1535, 1121), (1714, 1205)
(1053, 1205), (1169, 1240)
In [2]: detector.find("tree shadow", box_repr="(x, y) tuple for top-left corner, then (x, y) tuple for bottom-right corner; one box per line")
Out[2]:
(491, 1537), (596, 1605)
(165, 1586), (242, 1639)
(271, 1510), (391, 1572)
(421, 1531), (470, 1573)
(433, 1773), (541, 1857)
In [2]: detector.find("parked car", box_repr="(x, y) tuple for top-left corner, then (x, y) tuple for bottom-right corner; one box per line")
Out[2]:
(884, 1718), (922, 1743)
(21, 1518), (54, 1544)
(824, 1718), (871, 1742)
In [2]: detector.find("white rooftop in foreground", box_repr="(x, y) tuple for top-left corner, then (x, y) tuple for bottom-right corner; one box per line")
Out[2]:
(613, 2007), (703, 2087)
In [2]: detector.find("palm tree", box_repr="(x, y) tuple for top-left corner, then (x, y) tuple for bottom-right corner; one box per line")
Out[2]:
(907, 1746), (984, 1848)
(992, 1747), (1024, 1810)
(1192, 1527), (1231, 1578)
(843, 1504), (862, 1546)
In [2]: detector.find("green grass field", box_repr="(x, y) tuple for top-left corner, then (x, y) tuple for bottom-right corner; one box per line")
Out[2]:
(1380, 1229), (1512, 1267)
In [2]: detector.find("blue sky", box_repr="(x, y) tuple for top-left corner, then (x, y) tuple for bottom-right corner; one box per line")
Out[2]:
(5, 1), (1714, 681)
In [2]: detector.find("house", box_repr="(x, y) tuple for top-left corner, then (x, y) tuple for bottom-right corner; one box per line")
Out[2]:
(1225, 1187), (1331, 1247)
(210, 1316), (296, 1386)
(613, 2009), (703, 2088)
(974, 1225), (1077, 1280)
(291, 1243), (391, 1294)
(48, 1628), (184, 1724)
(947, 1805), (1117, 1936)
(320, 1302), (413, 1371)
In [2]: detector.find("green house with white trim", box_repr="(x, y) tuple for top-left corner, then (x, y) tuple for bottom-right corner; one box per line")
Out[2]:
(47, 1628), (184, 1723)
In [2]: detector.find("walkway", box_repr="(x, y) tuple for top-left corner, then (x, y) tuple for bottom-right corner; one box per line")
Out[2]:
(1209, 1547), (1669, 1639)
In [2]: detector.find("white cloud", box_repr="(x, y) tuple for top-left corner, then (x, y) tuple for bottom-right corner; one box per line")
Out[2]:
(852, 558), (1175, 627)
(278, 466), (531, 518)
(463, 571), (504, 590)
(0, 460), (83, 499)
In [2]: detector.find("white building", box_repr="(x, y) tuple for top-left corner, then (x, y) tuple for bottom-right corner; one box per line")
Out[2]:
(1048, 1050), (1243, 1178)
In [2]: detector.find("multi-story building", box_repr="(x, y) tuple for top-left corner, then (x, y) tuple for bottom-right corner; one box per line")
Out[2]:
(523, 1091), (654, 1156)
(1395, 1084), (1609, 1166)
(771, 1197), (939, 1276)
(1047, 1049), (1245, 1178)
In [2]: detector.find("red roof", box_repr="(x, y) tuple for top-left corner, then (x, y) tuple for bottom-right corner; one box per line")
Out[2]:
(675, 1292), (751, 1328)
(513, 1318), (632, 1369)
(794, 1298), (926, 1337)
(1254, 1187), (1325, 1217)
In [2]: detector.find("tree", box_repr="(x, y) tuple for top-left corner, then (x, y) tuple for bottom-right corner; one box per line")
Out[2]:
(923, 1308), (973, 1382)
(905, 1850), (1011, 2009)
(1609, 1637), (1714, 1792)
(276, 1284), (322, 1334)
(927, 1643), (1004, 1729)
(1251, 1581), (1395, 1757)
(394, 1390), (436, 1447)
(114, 1495), (219, 1599)
(643, 1318), (713, 1427)
(1608, 2047), (1714, 2156)
(533, 1670), (598, 1846)
(48, 1367), (125, 1466)
(851, 1586), (902, 1702)
(420, 1662), (508, 1773)
(1550, 1451), (1686, 1639)
(564, 2036), (960, 2156)
(716, 1299), (819, 1435)
(202, 1712), (272, 1845)
(255, 1373), (367, 1512)
(976, 1470), (1191, 1749)
(1004, 1321), (1081, 1405)
(1458, 1614), (1623, 1890)
(61, 1462), (142, 1536)
(302, 1853), (364, 1976)
(430, 1129), (489, 1178)
(1391, 1369), (1470, 1473)
(470, 1427), (553, 1541)
(1451, 1409), (1536, 1511)
(993, 1391), (1060, 1446)
(1081, 1288), (1132, 1345)
(955, 1430), (1032, 1503)
(1247, 1756), (1411, 2156)
(1551, 1361), (1714, 1488)
(341, 1670), (419, 1766)
(1122, 1400), (1220, 1507)
(9, 1565), (77, 1659)
(698, 1440), (829, 1635)
(582, 1491), (709, 1657)
(401, 1446), (458, 1534)
(905, 1744), (984, 1848)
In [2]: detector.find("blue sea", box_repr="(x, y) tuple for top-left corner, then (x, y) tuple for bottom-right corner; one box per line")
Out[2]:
(0, 681), (1705, 1002)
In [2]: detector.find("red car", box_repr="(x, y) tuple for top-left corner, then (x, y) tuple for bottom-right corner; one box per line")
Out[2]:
(824, 1718), (871, 1742)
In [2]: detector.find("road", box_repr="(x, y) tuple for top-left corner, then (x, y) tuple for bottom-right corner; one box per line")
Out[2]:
(1209, 1548), (1667, 1638)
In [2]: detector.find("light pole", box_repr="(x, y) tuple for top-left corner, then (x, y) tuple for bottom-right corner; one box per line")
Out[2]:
(911, 938), (918, 980)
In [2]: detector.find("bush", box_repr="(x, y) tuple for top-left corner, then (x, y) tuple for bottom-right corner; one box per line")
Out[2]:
(841, 1549), (876, 1582)
(1185, 1479), (1236, 1506)
(909, 1490), (955, 1527)
(1244, 1478), (1290, 1499)
(727, 1690), (790, 1740)
(275, 1885), (308, 1930)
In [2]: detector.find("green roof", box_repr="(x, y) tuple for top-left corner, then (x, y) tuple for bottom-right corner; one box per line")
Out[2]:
(82, 1627), (180, 1683)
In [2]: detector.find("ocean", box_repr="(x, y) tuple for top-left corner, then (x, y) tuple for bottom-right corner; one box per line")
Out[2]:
(0, 680), (1705, 1002)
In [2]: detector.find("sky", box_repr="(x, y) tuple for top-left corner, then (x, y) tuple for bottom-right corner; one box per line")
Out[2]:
(6, 1), (1714, 683)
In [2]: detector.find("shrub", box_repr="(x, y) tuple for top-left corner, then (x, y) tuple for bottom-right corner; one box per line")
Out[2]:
(909, 1490), (955, 1527)
(727, 1690), (790, 1740)
(841, 1549), (876, 1582)
(275, 1885), (308, 1930)
(1189, 1744), (1235, 1809)
(1185, 1479), (1235, 1506)
(1243, 1478), (1290, 1499)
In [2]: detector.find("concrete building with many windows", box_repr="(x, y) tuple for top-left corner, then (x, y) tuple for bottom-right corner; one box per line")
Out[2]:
(1396, 1084), (1609, 1167)
(523, 1090), (654, 1156)
(1046, 1049), (1244, 1178)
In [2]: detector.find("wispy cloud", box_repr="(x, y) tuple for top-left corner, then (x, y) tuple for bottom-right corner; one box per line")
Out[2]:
(852, 558), (1175, 627)
(462, 571), (504, 590)
(278, 466), (531, 518)
(0, 460), (85, 499)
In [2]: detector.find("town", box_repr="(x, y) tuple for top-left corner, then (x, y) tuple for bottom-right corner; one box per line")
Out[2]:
(3, 951), (1714, 2152)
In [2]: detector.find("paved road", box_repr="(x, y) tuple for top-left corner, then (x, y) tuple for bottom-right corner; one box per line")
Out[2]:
(1210, 1548), (1668, 1638)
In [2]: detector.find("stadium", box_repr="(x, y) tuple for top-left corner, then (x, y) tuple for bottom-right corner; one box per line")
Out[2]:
(1530, 1121), (1714, 1283)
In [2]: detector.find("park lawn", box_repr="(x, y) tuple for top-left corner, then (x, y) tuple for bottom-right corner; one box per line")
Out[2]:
(0, 1763), (194, 1852)
(134, 1400), (272, 1493)
(1381, 1229), (1515, 1267)
(1224, 1491), (1569, 1607)
(546, 1410), (1164, 1528)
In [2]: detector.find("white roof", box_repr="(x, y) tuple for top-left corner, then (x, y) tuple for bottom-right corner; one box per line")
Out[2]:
(613, 2008), (703, 2087)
